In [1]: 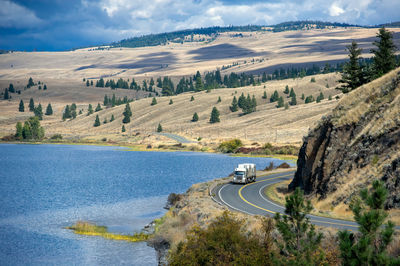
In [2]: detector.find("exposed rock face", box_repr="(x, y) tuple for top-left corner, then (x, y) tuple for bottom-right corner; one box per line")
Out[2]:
(289, 69), (400, 209)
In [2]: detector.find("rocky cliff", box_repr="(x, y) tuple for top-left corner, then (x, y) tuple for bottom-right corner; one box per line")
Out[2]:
(289, 68), (400, 209)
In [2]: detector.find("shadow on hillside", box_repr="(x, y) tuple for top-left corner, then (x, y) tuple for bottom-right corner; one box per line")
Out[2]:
(188, 43), (266, 60)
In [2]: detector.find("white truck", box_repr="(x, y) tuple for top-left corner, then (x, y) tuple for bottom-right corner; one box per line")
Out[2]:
(233, 163), (256, 184)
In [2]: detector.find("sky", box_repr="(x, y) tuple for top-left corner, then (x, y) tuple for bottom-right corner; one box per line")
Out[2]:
(1, 0), (399, 51)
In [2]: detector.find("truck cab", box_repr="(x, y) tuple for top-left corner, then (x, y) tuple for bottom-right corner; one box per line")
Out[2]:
(233, 163), (256, 184)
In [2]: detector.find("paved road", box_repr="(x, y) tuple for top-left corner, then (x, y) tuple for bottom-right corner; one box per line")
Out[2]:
(213, 171), (400, 231)
(156, 133), (196, 143)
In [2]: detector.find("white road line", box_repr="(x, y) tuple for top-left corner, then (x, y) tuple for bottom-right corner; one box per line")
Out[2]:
(218, 184), (254, 216)
(259, 182), (286, 210)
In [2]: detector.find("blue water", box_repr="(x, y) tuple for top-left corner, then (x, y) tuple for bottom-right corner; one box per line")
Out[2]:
(0, 144), (291, 265)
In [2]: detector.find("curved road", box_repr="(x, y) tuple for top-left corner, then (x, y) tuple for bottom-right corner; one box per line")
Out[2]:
(213, 171), (400, 231)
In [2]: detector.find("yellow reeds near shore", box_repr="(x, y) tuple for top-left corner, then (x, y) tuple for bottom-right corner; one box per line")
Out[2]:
(66, 221), (150, 242)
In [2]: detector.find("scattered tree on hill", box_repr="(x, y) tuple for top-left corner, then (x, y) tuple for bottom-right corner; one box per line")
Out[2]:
(310, 77), (316, 82)
(305, 95), (315, 104)
(3, 88), (10, 100)
(169, 99), (173, 105)
(241, 94), (257, 114)
(29, 98), (35, 111)
(43, 84), (47, 90)
(217, 96), (221, 103)
(93, 115), (100, 127)
(192, 112), (199, 122)
(195, 71), (204, 91)
(151, 97), (157, 106)
(276, 96), (284, 108)
(87, 104), (93, 115)
(95, 103), (102, 112)
(38, 85), (42, 90)
(96, 78), (105, 87)
(290, 93), (297, 105)
(27, 77), (34, 88)
(63, 105), (71, 120)
(15, 122), (23, 140)
(238, 93), (246, 108)
(316, 92), (324, 103)
(19, 100), (24, 112)
(103, 117), (107, 124)
(90, 80), (93, 86)
(121, 125), (126, 132)
(371, 27), (398, 78)
(34, 104), (43, 120)
(270, 90), (279, 102)
(338, 180), (399, 265)
(157, 123), (163, 132)
(328, 95), (332, 100)
(209, 107), (220, 123)
(338, 41), (366, 93)
(262, 91), (267, 99)
(289, 88), (295, 98)
(301, 93), (305, 100)
(8, 83), (15, 93)
(45, 103), (53, 115)
(274, 188), (324, 265)
(122, 103), (132, 123)
(70, 103), (77, 119)
(284, 85), (289, 94)
(190, 95), (194, 101)
(86, 80), (90, 87)
(230, 96), (238, 112)
(103, 95), (109, 106)
(110, 114), (115, 122)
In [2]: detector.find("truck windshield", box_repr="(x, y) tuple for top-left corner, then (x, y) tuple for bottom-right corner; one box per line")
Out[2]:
(235, 171), (245, 175)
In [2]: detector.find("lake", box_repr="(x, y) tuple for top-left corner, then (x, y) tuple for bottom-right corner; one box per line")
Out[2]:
(0, 144), (291, 265)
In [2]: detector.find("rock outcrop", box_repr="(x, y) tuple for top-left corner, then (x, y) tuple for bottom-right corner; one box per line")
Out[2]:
(289, 68), (400, 209)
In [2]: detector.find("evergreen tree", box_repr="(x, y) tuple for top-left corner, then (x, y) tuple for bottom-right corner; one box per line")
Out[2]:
(192, 112), (199, 122)
(301, 93), (305, 100)
(104, 95), (109, 106)
(274, 188), (324, 265)
(122, 103), (132, 123)
(262, 72), (267, 82)
(3, 88), (9, 100)
(305, 95), (315, 104)
(195, 71), (203, 91)
(284, 85), (289, 94)
(95, 103), (102, 112)
(122, 125), (126, 132)
(93, 115), (100, 127)
(90, 80), (93, 86)
(38, 85), (42, 90)
(87, 104), (93, 115)
(270, 90), (279, 102)
(157, 123), (163, 132)
(217, 96), (221, 103)
(316, 92), (324, 103)
(151, 97), (157, 106)
(277, 96), (284, 108)
(289, 88), (295, 98)
(21, 116), (44, 140)
(338, 41), (366, 93)
(290, 93), (297, 106)
(169, 99), (173, 105)
(110, 114), (115, 122)
(230, 96), (238, 112)
(19, 100), (24, 112)
(262, 91), (267, 99)
(103, 117), (107, 124)
(43, 84), (47, 90)
(34, 104), (43, 120)
(8, 83), (15, 93)
(190, 95), (194, 101)
(86, 80), (90, 87)
(210, 107), (220, 123)
(15, 122), (23, 140)
(338, 180), (399, 265)
(371, 27), (397, 78)
(63, 105), (71, 120)
(29, 98), (35, 111)
(27, 77), (34, 88)
(238, 93), (245, 108)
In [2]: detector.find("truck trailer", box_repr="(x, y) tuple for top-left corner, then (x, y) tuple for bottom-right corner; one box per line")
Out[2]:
(233, 163), (256, 184)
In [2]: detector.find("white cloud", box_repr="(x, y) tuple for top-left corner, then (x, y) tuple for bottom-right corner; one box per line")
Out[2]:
(0, 0), (43, 28)
(329, 2), (345, 16)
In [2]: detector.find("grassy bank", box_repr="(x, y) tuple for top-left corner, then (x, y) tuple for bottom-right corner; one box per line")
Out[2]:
(66, 221), (150, 242)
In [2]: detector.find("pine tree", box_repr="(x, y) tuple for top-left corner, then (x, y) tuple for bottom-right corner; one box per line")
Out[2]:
(93, 115), (100, 127)
(87, 104), (93, 115)
(305, 95), (315, 104)
(217, 96), (221, 103)
(27, 77), (34, 88)
(104, 95), (109, 106)
(9, 83), (15, 93)
(277, 96), (284, 108)
(238, 93), (245, 108)
(121, 125), (126, 132)
(151, 97), (157, 106)
(95, 103), (102, 112)
(19, 100), (24, 112)
(34, 104), (43, 120)
(274, 188), (323, 265)
(289, 88), (295, 98)
(371, 27), (397, 78)
(157, 123), (163, 132)
(43, 84), (47, 90)
(290, 93), (297, 106)
(270, 90), (279, 102)
(29, 98), (34, 111)
(190, 95), (194, 101)
(169, 99), (173, 105)
(230, 96), (238, 112)
(338, 41), (366, 93)
(38, 85), (42, 90)
(103, 117), (107, 124)
(192, 112), (199, 122)
(3, 88), (9, 100)
(90, 80), (93, 86)
(301, 93), (305, 100)
(63, 105), (71, 120)
(338, 180), (399, 265)
(262, 91), (267, 99)
(210, 107), (220, 123)
(45, 103), (53, 115)
(110, 114), (115, 122)
(122, 103), (132, 124)
(284, 85), (289, 94)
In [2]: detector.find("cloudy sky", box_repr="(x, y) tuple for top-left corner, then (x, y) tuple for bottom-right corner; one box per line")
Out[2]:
(1, 0), (399, 51)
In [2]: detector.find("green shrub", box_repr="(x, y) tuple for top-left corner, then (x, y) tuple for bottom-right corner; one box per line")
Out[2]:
(218, 139), (242, 153)
(50, 134), (62, 140)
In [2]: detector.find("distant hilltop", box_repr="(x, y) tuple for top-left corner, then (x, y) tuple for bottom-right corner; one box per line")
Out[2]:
(106, 20), (399, 49)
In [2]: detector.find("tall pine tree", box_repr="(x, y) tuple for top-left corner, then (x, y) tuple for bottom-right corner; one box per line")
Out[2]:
(338, 41), (366, 93)
(19, 100), (24, 112)
(371, 27), (397, 78)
